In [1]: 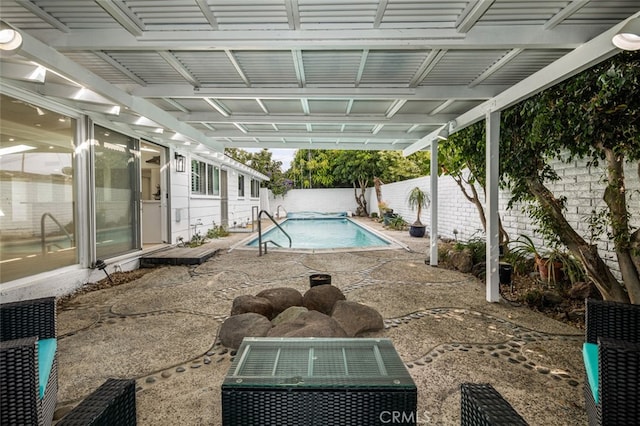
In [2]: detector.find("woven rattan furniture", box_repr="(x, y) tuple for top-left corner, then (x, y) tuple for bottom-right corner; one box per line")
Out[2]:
(460, 383), (527, 425)
(583, 298), (640, 426)
(57, 378), (137, 425)
(0, 297), (58, 426)
(222, 337), (417, 425)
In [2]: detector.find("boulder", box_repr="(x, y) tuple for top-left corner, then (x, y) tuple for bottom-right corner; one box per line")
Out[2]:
(268, 310), (347, 338)
(331, 300), (384, 337)
(448, 249), (473, 273)
(568, 281), (598, 300)
(272, 306), (308, 326)
(230, 295), (274, 319)
(255, 287), (304, 316)
(303, 285), (346, 315)
(219, 313), (272, 349)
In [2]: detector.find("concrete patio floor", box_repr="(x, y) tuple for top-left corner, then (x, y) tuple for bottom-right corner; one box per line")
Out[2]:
(54, 218), (586, 425)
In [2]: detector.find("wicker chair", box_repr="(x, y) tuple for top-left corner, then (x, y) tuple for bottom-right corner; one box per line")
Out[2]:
(460, 383), (528, 425)
(57, 378), (137, 425)
(0, 297), (58, 426)
(583, 298), (640, 426)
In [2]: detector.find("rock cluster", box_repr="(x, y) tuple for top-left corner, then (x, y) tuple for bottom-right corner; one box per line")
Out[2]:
(219, 283), (383, 348)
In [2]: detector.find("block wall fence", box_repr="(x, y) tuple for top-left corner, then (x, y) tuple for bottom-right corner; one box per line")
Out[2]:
(269, 158), (639, 277)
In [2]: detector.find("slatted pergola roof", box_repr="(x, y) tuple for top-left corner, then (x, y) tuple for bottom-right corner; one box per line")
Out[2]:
(1, 1), (639, 157)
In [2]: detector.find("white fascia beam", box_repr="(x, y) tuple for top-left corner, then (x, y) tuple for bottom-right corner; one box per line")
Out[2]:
(195, 0), (219, 29)
(545, 0), (588, 30)
(36, 25), (604, 50)
(410, 49), (447, 87)
(181, 113), (457, 125)
(203, 130), (420, 139)
(17, 1), (69, 32)
(355, 50), (369, 86)
(223, 140), (409, 151)
(134, 85), (505, 100)
(468, 48), (523, 88)
(0, 62), (46, 83)
(456, 0), (495, 33)
(16, 29), (224, 152)
(292, 50), (306, 87)
(39, 82), (117, 105)
(95, 0), (145, 37)
(284, 0), (301, 30)
(158, 51), (200, 87)
(405, 15), (638, 154)
(225, 50), (251, 86)
(450, 17), (633, 133)
(402, 127), (441, 156)
(373, 0), (389, 28)
(94, 51), (147, 86)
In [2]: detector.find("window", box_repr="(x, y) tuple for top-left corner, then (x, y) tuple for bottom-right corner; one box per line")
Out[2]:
(251, 179), (260, 198)
(238, 175), (245, 197)
(191, 160), (219, 196)
(0, 94), (78, 283)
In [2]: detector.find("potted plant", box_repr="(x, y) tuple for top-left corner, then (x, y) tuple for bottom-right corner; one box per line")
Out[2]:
(379, 201), (395, 225)
(508, 235), (584, 286)
(407, 186), (429, 237)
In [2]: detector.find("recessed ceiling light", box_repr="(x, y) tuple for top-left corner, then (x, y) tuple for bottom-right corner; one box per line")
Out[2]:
(0, 144), (36, 156)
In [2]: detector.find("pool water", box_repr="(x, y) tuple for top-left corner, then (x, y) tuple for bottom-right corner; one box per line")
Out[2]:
(246, 218), (391, 249)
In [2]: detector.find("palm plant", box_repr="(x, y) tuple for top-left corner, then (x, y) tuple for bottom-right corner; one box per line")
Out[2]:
(407, 186), (429, 226)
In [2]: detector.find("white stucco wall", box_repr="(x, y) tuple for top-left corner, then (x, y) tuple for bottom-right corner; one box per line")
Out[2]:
(267, 188), (364, 217)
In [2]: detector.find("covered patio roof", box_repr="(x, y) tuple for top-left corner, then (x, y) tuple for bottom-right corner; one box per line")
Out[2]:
(1, 1), (638, 158)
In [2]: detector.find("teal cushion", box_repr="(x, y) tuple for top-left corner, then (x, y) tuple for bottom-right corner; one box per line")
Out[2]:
(583, 342), (599, 404)
(37, 338), (57, 400)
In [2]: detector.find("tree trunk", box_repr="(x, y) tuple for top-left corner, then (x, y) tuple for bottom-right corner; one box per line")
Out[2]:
(451, 173), (510, 245)
(525, 177), (630, 303)
(373, 177), (383, 205)
(602, 148), (640, 304)
(353, 180), (369, 216)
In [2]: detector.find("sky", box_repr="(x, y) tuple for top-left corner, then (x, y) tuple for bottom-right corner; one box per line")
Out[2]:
(245, 148), (296, 172)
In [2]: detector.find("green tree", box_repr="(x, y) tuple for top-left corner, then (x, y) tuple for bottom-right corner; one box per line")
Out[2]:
(500, 51), (640, 303)
(224, 148), (291, 197)
(288, 149), (430, 215)
(440, 123), (510, 244)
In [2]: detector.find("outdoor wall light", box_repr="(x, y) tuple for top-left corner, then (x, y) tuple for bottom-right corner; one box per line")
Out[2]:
(175, 153), (186, 172)
(0, 21), (23, 54)
(612, 18), (640, 51)
(436, 126), (449, 141)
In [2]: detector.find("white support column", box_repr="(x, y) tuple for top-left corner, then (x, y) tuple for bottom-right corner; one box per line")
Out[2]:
(485, 110), (501, 302)
(430, 139), (438, 266)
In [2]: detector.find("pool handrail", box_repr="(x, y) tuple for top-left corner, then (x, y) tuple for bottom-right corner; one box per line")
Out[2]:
(41, 212), (74, 256)
(257, 210), (292, 256)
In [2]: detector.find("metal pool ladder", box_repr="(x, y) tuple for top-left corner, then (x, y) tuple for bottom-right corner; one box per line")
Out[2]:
(257, 210), (291, 256)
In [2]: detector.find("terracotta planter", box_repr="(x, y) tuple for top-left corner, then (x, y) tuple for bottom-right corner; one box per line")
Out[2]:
(535, 256), (563, 283)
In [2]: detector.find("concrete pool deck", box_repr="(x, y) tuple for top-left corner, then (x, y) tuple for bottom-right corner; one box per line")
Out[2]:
(54, 217), (587, 425)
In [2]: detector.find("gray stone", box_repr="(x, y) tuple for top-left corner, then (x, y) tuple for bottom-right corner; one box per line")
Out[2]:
(256, 287), (304, 316)
(272, 306), (308, 326)
(161, 371), (172, 378)
(331, 300), (383, 337)
(230, 294), (274, 319)
(303, 285), (346, 315)
(219, 312), (273, 349)
(568, 281), (598, 300)
(448, 249), (473, 273)
(267, 310), (347, 338)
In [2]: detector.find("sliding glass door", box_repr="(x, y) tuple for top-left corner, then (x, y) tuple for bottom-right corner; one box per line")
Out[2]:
(93, 125), (140, 259)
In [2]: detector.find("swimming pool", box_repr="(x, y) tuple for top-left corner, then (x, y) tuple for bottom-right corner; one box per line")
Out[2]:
(244, 215), (395, 250)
